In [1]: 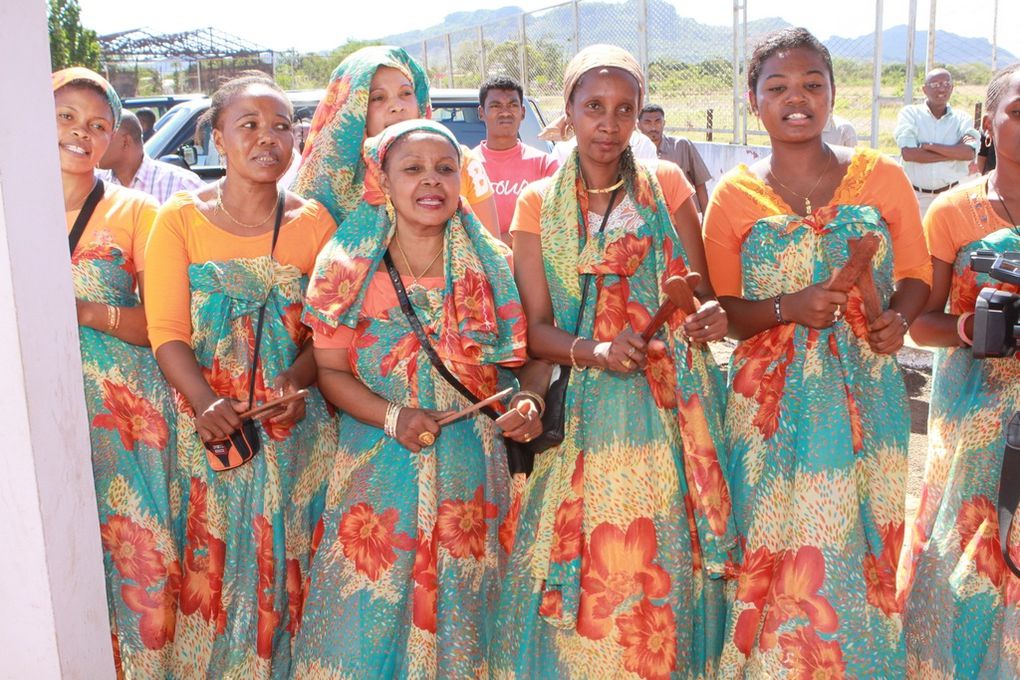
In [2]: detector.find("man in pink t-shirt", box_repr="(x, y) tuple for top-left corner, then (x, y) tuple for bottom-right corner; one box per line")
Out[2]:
(474, 76), (559, 243)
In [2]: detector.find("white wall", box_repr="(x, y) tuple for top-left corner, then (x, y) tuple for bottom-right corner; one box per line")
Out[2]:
(0, 1), (114, 678)
(691, 141), (772, 194)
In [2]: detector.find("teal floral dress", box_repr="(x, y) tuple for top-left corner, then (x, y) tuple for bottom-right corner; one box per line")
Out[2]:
(704, 149), (930, 678)
(903, 179), (1020, 679)
(144, 194), (338, 678)
(69, 184), (180, 678)
(293, 120), (529, 678)
(489, 154), (738, 680)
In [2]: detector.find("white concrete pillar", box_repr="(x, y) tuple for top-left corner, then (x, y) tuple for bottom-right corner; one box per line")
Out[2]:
(0, 1), (114, 678)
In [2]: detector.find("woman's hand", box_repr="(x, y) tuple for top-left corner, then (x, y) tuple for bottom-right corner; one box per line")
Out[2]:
(867, 309), (910, 354)
(593, 329), (665, 373)
(394, 407), (443, 453)
(683, 299), (728, 343)
(194, 396), (248, 443)
(499, 397), (544, 443)
(782, 284), (848, 329)
(267, 370), (307, 426)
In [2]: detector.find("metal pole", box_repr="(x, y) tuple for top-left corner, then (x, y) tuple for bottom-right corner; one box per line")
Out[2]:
(573, 0), (580, 54)
(925, 0), (937, 74)
(992, 0), (999, 71)
(479, 26), (486, 79)
(871, 0), (884, 148)
(740, 1), (747, 144)
(446, 33), (455, 88)
(639, 0), (649, 85)
(904, 0), (917, 106)
(520, 14), (528, 96)
(196, 59), (202, 93)
(422, 40), (429, 75)
(732, 0), (741, 144)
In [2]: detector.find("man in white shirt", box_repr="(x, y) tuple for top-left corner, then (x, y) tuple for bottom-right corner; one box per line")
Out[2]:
(894, 68), (980, 214)
(97, 111), (204, 204)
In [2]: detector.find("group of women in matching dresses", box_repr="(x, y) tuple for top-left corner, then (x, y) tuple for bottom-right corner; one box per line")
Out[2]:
(56, 24), (1020, 680)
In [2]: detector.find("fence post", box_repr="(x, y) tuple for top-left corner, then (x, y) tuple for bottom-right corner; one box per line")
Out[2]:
(731, 0), (741, 144)
(573, 0), (580, 54)
(904, 0), (918, 106)
(479, 26), (486, 78)
(638, 0), (649, 85)
(871, 0), (884, 149)
(446, 33), (455, 88)
(992, 0), (999, 71)
(519, 14), (528, 96)
(422, 40), (429, 74)
(925, 0), (937, 75)
(706, 109), (713, 142)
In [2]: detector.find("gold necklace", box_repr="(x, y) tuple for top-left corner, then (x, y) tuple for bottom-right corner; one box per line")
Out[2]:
(584, 176), (625, 194)
(394, 232), (444, 286)
(216, 181), (277, 229)
(768, 147), (834, 214)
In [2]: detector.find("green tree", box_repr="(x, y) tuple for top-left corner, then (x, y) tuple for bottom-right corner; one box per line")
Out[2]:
(48, 0), (101, 71)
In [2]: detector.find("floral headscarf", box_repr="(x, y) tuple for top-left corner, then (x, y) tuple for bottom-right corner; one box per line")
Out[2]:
(293, 46), (431, 226)
(303, 119), (526, 371)
(51, 67), (122, 128)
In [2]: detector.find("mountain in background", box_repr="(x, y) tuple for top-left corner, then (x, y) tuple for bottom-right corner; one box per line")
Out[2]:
(379, 0), (1012, 66)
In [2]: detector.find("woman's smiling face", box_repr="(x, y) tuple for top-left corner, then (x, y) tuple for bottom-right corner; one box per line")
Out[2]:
(749, 46), (834, 144)
(54, 84), (115, 175)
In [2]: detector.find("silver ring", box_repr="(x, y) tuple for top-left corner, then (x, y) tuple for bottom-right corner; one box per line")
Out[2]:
(627, 347), (636, 357)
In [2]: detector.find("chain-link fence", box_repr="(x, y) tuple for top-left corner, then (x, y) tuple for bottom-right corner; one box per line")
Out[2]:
(402, 0), (1014, 152)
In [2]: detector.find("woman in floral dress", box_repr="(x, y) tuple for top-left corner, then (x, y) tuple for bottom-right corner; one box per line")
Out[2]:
(702, 28), (932, 678)
(55, 67), (179, 677)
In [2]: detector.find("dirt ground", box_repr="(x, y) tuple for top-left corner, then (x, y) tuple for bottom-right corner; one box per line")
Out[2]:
(709, 340), (932, 514)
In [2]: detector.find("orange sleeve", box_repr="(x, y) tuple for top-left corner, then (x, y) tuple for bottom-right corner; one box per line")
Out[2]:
(655, 161), (695, 216)
(508, 182), (545, 235)
(132, 198), (158, 272)
(702, 179), (747, 298)
(144, 195), (196, 351)
(867, 157), (933, 284)
(460, 145), (495, 204)
(922, 196), (964, 265)
(313, 325), (355, 350)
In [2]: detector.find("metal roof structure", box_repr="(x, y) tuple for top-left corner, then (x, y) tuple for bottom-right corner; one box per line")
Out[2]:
(99, 27), (272, 63)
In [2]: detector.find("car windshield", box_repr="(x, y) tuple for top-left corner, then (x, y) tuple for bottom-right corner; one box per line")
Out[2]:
(432, 102), (487, 149)
(144, 107), (185, 157)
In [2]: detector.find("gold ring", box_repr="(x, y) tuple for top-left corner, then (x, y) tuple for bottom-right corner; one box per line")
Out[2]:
(622, 358), (634, 368)
(418, 431), (435, 447)
(834, 307), (842, 320)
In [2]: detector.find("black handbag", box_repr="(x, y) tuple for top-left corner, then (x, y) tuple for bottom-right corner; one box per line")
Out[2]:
(204, 191), (285, 472)
(68, 179), (105, 254)
(512, 185), (623, 464)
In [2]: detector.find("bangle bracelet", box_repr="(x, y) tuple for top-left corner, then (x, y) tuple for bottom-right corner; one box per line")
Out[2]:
(106, 304), (116, 330)
(112, 306), (121, 331)
(569, 337), (586, 371)
(384, 402), (403, 438)
(773, 295), (786, 325)
(513, 390), (546, 418)
(957, 311), (974, 347)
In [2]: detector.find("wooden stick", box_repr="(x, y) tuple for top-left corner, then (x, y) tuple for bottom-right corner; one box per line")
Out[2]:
(436, 387), (514, 426)
(641, 276), (699, 342)
(240, 389), (310, 420)
(826, 233), (880, 293)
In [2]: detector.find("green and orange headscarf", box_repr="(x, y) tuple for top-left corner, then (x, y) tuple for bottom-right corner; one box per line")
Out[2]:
(51, 67), (122, 128)
(293, 46), (431, 226)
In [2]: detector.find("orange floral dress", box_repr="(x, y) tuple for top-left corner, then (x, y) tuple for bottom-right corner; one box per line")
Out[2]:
(703, 148), (932, 678)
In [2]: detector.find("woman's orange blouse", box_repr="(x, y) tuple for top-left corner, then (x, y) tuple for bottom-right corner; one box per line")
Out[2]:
(923, 177), (1010, 264)
(66, 183), (158, 274)
(509, 160), (695, 235)
(703, 150), (933, 298)
(145, 192), (337, 352)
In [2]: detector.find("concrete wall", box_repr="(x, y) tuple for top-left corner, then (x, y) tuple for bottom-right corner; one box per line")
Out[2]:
(0, 1), (114, 678)
(691, 141), (772, 194)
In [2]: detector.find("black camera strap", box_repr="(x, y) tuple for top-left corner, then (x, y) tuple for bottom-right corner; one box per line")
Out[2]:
(68, 179), (105, 255)
(998, 412), (1020, 578)
(245, 191), (285, 412)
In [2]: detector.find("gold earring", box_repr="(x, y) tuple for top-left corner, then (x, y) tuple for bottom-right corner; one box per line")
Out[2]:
(384, 195), (395, 224)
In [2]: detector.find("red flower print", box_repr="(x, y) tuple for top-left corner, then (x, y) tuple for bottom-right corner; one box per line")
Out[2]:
(121, 580), (177, 650)
(72, 238), (119, 265)
(644, 350), (677, 409)
(732, 545), (779, 655)
(632, 174), (657, 212)
(286, 558), (303, 635)
(201, 358), (249, 403)
(453, 268), (497, 332)
(304, 75), (351, 153)
(92, 380), (169, 451)
(100, 515), (167, 587)
(863, 522), (904, 616)
(436, 486), (499, 560)
(759, 546), (838, 651)
(497, 300), (528, 349)
(539, 588), (563, 619)
(412, 530), (438, 633)
(180, 534), (227, 634)
(499, 489), (523, 555)
(338, 503), (415, 581)
(676, 394), (731, 536)
(380, 333), (420, 379)
(578, 518), (671, 640)
(661, 239), (690, 283)
(185, 477), (210, 546)
(616, 598), (678, 680)
(596, 234), (653, 276)
(779, 626), (847, 679)
(731, 324), (796, 439)
(593, 279), (632, 342)
(550, 498), (584, 563)
(253, 515), (280, 659)
(957, 496), (1005, 587)
(281, 302), (310, 347)
(844, 385), (864, 454)
(306, 256), (373, 319)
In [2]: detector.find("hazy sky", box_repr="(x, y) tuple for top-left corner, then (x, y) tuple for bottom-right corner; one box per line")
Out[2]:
(79, 0), (1019, 57)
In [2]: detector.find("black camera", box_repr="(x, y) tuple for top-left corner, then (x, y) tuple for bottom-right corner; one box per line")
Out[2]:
(969, 250), (1020, 358)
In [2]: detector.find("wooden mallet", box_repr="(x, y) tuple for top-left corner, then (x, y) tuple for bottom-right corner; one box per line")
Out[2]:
(642, 274), (700, 342)
(825, 232), (882, 323)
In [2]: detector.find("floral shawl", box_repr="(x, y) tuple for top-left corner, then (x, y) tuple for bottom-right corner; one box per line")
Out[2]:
(52, 67), (123, 127)
(303, 119), (526, 371)
(293, 46), (431, 225)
